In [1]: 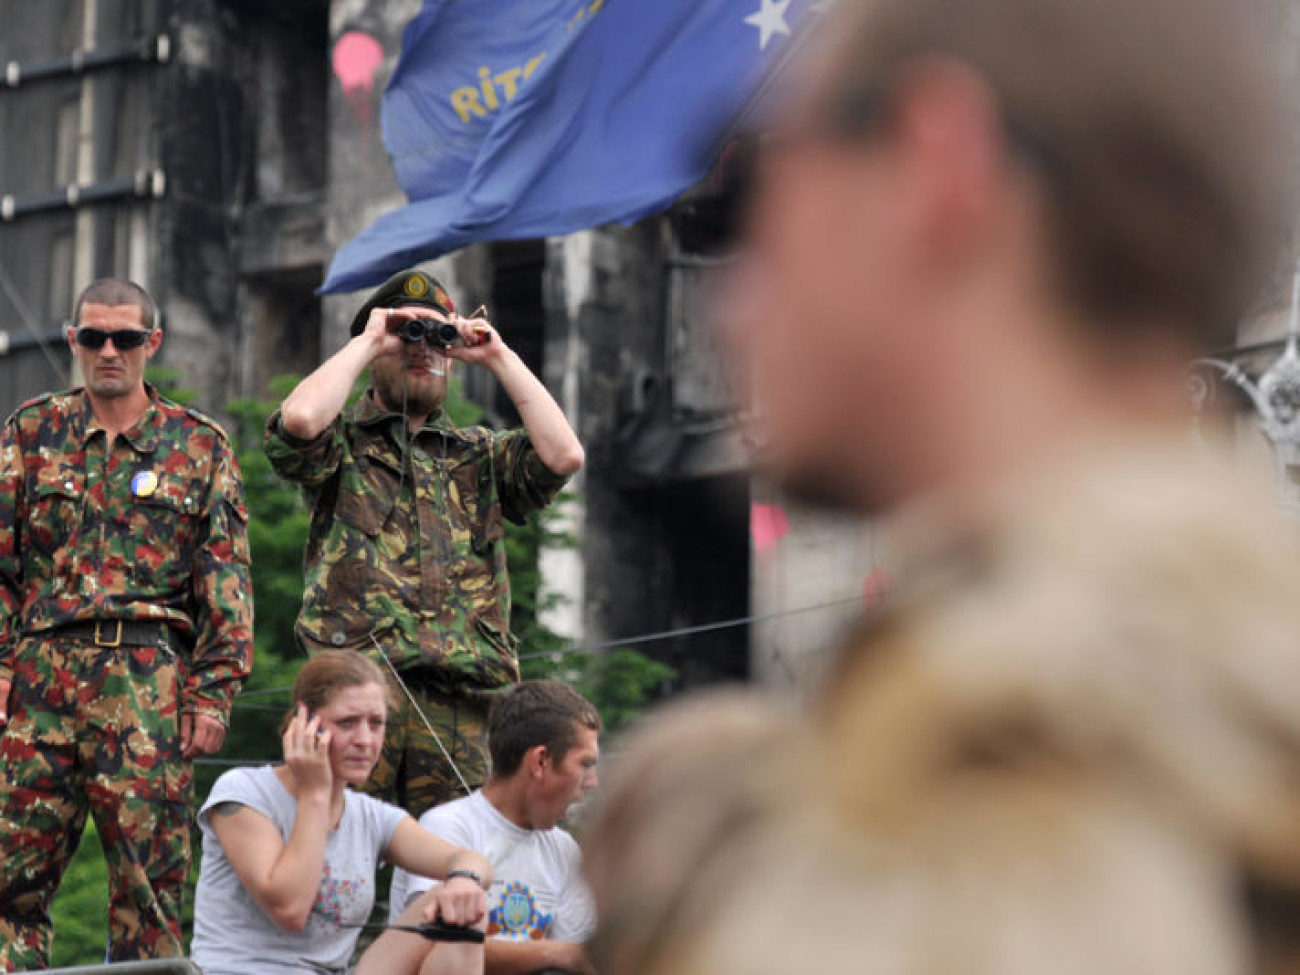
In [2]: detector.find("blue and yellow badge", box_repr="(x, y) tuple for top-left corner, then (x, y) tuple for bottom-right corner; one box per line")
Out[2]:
(130, 471), (158, 498)
(489, 881), (554, 939)
(403, 274), (430, 299)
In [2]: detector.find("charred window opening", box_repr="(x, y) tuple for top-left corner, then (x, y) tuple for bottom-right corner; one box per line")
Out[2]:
(483, 239), (548, 426)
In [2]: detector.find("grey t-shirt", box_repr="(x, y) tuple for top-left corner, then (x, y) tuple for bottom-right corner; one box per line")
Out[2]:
(191, 765), (408, 975)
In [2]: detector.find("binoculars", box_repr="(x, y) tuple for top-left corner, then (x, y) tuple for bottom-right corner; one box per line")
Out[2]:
(395, 317), (464, 349)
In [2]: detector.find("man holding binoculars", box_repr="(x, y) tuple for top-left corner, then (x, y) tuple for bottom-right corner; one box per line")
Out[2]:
(266, 268), (584, 817)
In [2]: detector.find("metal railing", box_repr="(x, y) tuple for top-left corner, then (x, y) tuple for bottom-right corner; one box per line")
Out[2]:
(2, 35), (170, 90)
(1, 170), (166, 223)
(35, 962), (199, 974)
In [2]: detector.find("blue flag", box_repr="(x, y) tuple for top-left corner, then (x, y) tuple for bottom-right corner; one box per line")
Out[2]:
(321, 0), (819, 294)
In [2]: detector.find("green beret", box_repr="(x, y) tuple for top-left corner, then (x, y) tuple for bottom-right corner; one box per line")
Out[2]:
(349, 269), (456, 336)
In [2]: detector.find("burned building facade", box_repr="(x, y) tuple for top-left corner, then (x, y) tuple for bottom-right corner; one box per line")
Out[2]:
(0, 0), (881, 692)
(0, 0), (330, 409)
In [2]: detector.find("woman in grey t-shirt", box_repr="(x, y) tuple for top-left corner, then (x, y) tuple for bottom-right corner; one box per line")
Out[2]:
(191, 651), (493, 974)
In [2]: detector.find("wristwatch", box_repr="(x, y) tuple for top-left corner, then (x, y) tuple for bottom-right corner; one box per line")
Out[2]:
(446, 869), (486, 889)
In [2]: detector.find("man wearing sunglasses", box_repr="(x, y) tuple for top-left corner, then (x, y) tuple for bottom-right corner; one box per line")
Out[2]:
(581, 0), (1300, 972)
(0, 277), (254, 968)
(265, 269), (583, 819)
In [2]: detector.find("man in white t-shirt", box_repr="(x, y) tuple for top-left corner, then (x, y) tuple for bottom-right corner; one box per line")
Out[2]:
(391, 680), (601, 974)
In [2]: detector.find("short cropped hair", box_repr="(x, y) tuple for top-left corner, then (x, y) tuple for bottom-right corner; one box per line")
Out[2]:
(489, 681), (602, 777)
(819, 0), (1289, 350)
(73, 278), (158, 331)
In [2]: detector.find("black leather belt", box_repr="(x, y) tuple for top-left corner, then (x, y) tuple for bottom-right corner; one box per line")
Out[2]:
(53, 619), (174, 648)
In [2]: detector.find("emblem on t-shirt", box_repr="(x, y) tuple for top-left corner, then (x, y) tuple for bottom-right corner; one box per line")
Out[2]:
(489, 881), (555, 940)
(313, 862), (368, 928)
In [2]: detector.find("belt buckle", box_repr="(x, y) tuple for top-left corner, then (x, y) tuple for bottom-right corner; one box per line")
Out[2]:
(94, 619), (123, 648)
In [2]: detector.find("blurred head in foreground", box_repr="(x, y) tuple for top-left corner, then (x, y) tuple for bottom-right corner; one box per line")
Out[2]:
(721, 0), (1287, 513)
(586, 1), (1300, 974)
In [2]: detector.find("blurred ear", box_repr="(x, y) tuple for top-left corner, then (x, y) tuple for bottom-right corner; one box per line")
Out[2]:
(145, 327), (163, 359)
(524, 744), (549, 779)
(890, 58), (1005, 266)
(65, 326), (78, 355)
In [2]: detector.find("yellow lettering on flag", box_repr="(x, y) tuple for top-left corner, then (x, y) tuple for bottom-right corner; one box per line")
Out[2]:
(451, 86), (486, 122)
(449, 52), (549, 124)
(568, 0), (605, 31)
(522, 54), (546, 79)
(494, 66), (523, 100)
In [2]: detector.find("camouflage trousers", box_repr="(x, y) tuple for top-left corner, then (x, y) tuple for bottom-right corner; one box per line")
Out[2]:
(364, 675), (490, 819)
(0, 635), (191, 971)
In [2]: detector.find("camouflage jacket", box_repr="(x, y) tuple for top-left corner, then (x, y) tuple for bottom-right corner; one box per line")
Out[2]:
(0, 386), (254, 724)
(264, 391), (569, 691)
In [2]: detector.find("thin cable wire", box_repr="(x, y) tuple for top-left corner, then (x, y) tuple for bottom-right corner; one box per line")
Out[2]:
(231, 594), (868, 706)
(0, 258), (69, 380)
(195, 757), (262, 768)
(234, 685), (298, 701)
(516, 594), (865, 661)
(370, 631), (474, 797)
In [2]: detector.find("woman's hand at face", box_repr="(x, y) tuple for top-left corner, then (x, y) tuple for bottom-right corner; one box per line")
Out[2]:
(283, 703), (333, 796)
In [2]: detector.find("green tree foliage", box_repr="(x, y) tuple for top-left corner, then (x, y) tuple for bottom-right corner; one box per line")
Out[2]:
(442, 381), (677, 729)
(564, 649), (678, 735)
(227, 375), (317, 671)
(49, 822), (109, 967)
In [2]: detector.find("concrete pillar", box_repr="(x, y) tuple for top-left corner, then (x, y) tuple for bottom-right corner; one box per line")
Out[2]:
(537, 232), (593, 642)
(750, 489), (880, 699)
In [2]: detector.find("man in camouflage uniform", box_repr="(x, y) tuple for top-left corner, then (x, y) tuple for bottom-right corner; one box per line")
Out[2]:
(266, 269), (583, 818)
(0, 278), (254, 969)
(582, 0), (1300, 973)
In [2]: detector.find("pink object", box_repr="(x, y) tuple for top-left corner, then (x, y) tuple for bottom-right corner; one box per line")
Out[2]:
(332, 31), (385, 96)
(863, 567), (893, 608)
(750, 503), (790, 553)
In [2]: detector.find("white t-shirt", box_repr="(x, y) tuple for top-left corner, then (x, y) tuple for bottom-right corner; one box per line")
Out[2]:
(389, 789), (596, 943)
(191, 764), (408, 975)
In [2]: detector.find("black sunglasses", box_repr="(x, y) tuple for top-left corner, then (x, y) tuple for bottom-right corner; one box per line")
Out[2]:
(73, 327), (153, 351)
(769, 81), (1060, 180)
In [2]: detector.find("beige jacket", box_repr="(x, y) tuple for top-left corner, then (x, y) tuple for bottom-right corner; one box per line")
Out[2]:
(585, 438), (1300, 975)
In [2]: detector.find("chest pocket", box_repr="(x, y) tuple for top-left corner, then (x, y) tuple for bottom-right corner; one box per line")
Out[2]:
(26, 463), (85, 564)
(127, 474), (206, 587)
(335, 446), (402, 537)
(448, 452), (503, 554)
